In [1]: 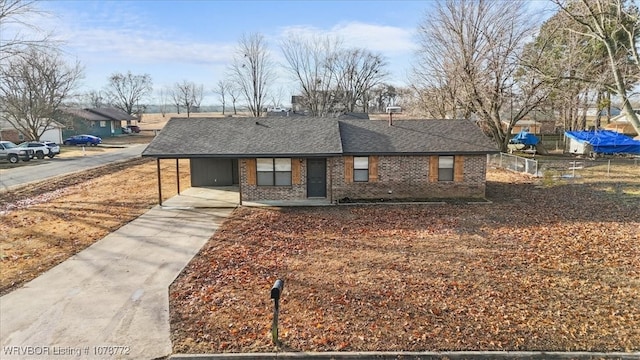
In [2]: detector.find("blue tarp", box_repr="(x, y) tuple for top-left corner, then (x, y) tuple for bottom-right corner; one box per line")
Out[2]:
(565, 130), (640, 154)
(510, 130), (539, 146)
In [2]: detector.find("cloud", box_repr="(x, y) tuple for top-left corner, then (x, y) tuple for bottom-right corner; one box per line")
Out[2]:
(66, 27), (235, 65)
(278, 22), (417, 55)
(39, 1), (236, 66)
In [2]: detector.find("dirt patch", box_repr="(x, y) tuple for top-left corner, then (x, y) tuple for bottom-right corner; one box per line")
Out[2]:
(170, 168), (639, 353)
(0, 158), (191, 295)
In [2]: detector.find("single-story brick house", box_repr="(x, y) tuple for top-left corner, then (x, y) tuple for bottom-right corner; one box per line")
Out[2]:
(141, 117), (498, 205)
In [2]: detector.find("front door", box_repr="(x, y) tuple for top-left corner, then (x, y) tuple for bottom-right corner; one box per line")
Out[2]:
(306, 158), (326, 198)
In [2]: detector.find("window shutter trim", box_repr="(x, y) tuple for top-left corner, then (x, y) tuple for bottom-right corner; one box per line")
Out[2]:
(344, 156), (354, 183)
(369, 155), (378, 182)
(246, 158), (256, 185)
(454, 156), (464, 182)
(292, 158), (301, 185)
(429, 155), (438, 183)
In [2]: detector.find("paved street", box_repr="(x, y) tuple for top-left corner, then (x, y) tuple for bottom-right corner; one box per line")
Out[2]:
(0, 144), (146, 191)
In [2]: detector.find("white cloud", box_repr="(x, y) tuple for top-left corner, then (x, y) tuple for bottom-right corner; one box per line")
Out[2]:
(66, 27), (235, 65)
(276, 22), (416, 85)
(278, 21), (417, 55)
(38, 2), (236, 67)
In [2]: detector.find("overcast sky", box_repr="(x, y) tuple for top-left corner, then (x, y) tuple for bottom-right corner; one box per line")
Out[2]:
(10, 0), (555, 106)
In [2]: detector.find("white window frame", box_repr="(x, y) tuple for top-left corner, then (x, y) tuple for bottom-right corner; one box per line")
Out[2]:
(438, 155), (455, 181)
(353, 156), (369, 182)
(257, 158), (292, 186)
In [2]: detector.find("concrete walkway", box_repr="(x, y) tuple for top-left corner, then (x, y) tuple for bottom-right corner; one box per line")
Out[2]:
(1, 205), (233, 360)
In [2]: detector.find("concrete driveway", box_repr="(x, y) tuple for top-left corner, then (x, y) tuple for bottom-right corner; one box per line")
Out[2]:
(0, 204), (233, 360)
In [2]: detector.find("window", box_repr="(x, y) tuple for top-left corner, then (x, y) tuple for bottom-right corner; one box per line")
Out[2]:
(257, 158), (292, 186)
(438, 156), (454, 181)
(353, 156), (369, 182)
(100, 121), (107, 127)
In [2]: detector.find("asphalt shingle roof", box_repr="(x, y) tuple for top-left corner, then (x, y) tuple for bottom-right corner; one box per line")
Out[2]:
(339, 119), (499, 155)
(88, 108), (137, 121)
(142, 117), (498, 158)
(60, 107), (137, 121)
(142, 117), (343, 158)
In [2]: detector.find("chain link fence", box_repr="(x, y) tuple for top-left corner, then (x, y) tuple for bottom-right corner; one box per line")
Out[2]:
(488, 153), (539, 176)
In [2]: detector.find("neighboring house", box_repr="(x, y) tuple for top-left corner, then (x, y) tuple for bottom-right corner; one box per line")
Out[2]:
(604, 111), (639, 136)
(503, 119), (543, 134)
(142, 117), (498, 205)
(58, 107), (137, 138)
(0, 118), (20, 142)
(0, 118), (64, 143)
(38, 120), (65, 143)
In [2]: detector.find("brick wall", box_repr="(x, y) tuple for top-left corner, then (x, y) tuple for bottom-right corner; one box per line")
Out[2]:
(239, 158), (308, 201)
(239, 155), (488, 202)
(332, 155), (487, 201)
(0, 129), (20, 143)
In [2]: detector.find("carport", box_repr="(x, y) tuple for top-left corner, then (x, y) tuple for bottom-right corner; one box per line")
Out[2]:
(147, 157), (243, 207)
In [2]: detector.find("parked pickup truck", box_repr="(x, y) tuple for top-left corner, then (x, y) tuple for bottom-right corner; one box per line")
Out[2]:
(0, 141), (35, 163)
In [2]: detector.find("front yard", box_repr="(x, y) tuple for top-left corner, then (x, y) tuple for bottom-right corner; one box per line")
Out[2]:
(170, 168), (640, 353)
(1, 155), (638, 353)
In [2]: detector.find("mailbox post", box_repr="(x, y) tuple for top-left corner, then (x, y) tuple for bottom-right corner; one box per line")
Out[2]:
(270, 279), (284, 345)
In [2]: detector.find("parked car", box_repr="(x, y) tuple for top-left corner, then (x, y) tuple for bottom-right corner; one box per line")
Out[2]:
(267, 107), (288, 113)
(17, 141), (50, 159)
(121, 125), (141, 134)
(0, 141), (34, 163)
(63, 135), (102, 146)
(43, 141), (60, 158)
(127, 125), (141, 133)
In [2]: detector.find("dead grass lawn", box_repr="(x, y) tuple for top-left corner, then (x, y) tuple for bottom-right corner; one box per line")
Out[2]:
(170, 167), (640, 353)
(0, 158), (191, 295)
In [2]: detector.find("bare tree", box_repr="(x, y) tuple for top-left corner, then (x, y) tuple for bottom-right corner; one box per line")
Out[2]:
(171, 80), (203, 118)
(281, 35), (388, 115)
(269, 86), (287, 109)
(213, 80), (228, 115)
(157, 87), (169, 117)
(84, 90), (105, 108)
(369, 84), (398, 113)
(0, 46), (83, 141)
(413, 0), (557, 151)
(0, 0), (55, 61)
(229, 33), (274, 117)
(280, 34), (342, 116)
(228, 83), (240, 115)
(328, 48), (389, 113)
(104, 71), (153, 115)
(552, 0), (640, 135)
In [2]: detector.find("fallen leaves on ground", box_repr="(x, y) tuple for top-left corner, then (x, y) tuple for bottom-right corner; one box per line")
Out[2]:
(171, 168), (639, 353)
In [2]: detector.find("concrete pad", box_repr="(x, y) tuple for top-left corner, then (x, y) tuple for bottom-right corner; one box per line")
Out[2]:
(162, 187), (239, 208)
(1, 206), (233, 360)
(161, 187), (333, 208)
